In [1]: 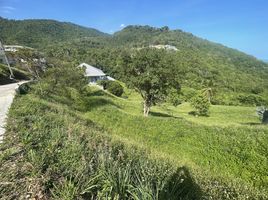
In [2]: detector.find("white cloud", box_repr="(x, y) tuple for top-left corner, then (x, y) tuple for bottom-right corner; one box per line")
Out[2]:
(2, 6), (15, 10)
(120, 24), (125, 28)
(1, 6), (16, 14)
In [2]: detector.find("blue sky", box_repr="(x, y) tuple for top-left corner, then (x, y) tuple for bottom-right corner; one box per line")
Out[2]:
(0, 0), (267, 60)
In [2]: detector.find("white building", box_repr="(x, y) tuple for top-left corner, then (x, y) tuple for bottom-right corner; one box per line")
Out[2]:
(4, 45), (33, 52)
(79, 63), (114, 84)
(149, 44), (178, 51)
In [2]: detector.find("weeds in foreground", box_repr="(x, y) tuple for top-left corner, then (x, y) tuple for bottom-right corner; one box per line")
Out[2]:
(0, 94), (203, 199)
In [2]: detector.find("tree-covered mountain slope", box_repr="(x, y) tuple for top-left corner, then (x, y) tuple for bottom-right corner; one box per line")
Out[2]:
(110, 26), (268, 104)
(1, 18), (268, 105)
(0, 17), (109, 48)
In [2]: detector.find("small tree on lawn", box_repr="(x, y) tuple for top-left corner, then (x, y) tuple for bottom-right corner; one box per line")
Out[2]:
(190, 91), (210, 116)
(118, 48), (180, 117)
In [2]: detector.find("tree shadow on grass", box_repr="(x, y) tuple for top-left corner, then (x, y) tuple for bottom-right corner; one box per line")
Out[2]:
(150, 111), (182, 119)
(241, 122), (263, 126)
(84, 97), (121, 111)
(90, 89), (115, 98)
(159, 166), (205, 200)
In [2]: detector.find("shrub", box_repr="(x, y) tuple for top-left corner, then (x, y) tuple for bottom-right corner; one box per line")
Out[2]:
(34, 64), (87, 97)
(16, 82), (31, 95)
(190, 91), (210, 116)
(168, 88), (182, 107)
(251, 87), (264, 94)
(106, 81), (124, 97)
(181, 87), (197, 102)
(97, 79), (109, 90)
(237, 94), (266, 106)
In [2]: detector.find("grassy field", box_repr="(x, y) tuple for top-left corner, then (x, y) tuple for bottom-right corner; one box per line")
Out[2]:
(110, 86), (262, 127)
(85, 87), (268, 197)
(1, 84), (267, 199)
(1, 94), (205, 199)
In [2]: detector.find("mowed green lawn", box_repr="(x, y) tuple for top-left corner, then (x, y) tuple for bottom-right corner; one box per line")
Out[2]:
(85, 87), (268, 194)
(155, 103), (260, 127)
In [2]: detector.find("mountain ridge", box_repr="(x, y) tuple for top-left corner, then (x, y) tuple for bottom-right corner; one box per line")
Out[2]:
(0, 17), (265, 63)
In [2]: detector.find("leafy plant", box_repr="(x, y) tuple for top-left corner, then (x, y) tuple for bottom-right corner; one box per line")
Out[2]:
(119, 48), (180, 117)
(190, 91), (210, 116)
(106, 81), (124, 97)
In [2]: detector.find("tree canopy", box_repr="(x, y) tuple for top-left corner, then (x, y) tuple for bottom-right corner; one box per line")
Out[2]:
(119, 48), (180, 116)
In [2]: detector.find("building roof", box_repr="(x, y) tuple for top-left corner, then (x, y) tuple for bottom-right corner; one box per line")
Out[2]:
(79, 63), (106, 77)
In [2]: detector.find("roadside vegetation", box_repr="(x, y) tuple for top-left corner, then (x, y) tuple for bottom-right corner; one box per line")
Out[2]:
(0, 63), (30, 84)
(0, 66), (202, 199)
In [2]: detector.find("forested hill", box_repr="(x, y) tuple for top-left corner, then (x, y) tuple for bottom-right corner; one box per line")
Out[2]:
(0, 17), (108, 48)
(114, 25), (267, 71)
(1, 18), (268, 105)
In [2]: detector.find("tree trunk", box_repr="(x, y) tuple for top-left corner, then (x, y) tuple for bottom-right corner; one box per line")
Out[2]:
(143, 100), (150, 117)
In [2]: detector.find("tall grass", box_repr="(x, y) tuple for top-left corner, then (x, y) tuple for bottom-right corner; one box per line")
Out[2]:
(84, 88), (268, 199)
(0, 71), (267, 199)
(0, 94), (202, 199)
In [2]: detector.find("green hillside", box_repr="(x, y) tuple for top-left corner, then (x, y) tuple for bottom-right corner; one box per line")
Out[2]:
(0, 17), (108, 48)
(1, 18), (268, 105)
(1, 66), (267, 199)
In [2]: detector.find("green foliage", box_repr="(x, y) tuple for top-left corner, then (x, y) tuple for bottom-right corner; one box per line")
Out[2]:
(97, 79), (109, 89)
(181, 87), (197, 102)
(2, 18), (268, 106)
(85, 88), (268, 199)
(251, 86), (264, 94)
(98, 80), (124, 97)
(16, 82), (31, 95)
(106, 81), (124, 97)
(0, 17), (108, 48)
(167, 88), (182, 107)
(0, 94), (202, 199)
(237, 94), (267, 106)
(190, 91), (211, 116)
(119, 48), (180, 116)
(34, 63), (87, 97)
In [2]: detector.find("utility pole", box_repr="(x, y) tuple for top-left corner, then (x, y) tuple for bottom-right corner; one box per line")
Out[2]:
(0, 39), (14, 79)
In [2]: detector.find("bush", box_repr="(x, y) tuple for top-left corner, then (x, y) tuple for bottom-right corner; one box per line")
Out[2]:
(190, 92), (210, 116)
(168, 88), (182, 107)
(16, 82), (31, 95)
(237, 94), (266, 106)
(181, 87), (197, 102)
(105, 81), (124, 97)
(97, 79), (109, 90)
(34, 64), (87, 97)
(251, 87), (264, 94)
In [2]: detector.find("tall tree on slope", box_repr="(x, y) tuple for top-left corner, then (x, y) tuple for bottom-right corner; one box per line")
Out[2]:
(119, 48), (180, 117)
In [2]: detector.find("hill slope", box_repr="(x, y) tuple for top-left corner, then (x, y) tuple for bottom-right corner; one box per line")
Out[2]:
(0, 17), (108, 48)
(1, 18), (268, 105)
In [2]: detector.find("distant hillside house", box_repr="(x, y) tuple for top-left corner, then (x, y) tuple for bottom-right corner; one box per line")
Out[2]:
(79, 63), (114, 83)
(149, 44), (178, 51)
(4, 45), (33, 52)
